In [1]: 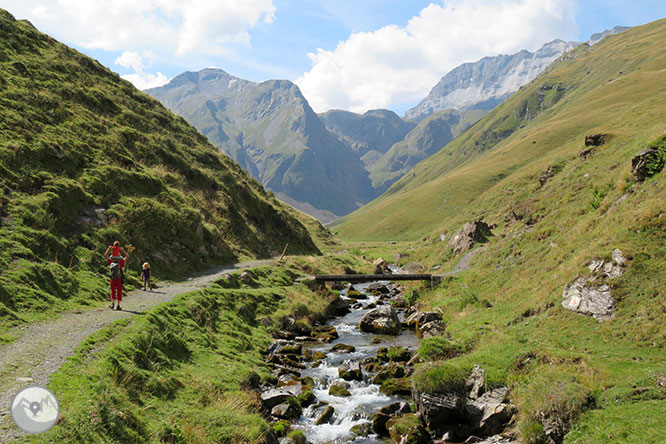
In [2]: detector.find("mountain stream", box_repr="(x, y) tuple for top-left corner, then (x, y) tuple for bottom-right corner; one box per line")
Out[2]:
(296, 282), (418, 443)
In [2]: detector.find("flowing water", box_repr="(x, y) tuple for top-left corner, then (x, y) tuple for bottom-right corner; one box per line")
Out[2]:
(295, 282), (418, 443)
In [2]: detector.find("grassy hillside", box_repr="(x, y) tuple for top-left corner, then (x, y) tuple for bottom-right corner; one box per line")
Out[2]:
(334, 18), (666, 443)
(334, 18), (666, 240)
(0, 10), (318, 331)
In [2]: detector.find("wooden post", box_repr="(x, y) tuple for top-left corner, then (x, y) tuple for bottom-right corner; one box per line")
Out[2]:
(279, 243), (289, 262)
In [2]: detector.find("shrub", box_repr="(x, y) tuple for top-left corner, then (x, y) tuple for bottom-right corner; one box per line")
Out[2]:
(411, 361), (472, 394)
(418, 336), (461, 361)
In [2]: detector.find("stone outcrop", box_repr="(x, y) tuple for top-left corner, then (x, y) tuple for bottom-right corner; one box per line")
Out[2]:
(398, 262), (427, 274)
(373, 257), (391, 274)
(413, 364), (514, 441)
(359, 306), (401, 335)
(406, 311), (442, 328)
(584, 133), (606, 146)
(448, 221), (494, 256)
(537, 166), (557, 189)
(419, 320), (447, 338)
(562, 249), (627, 321)
(632, 147), (665, 181)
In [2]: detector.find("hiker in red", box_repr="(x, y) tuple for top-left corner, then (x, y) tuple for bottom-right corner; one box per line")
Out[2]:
(105, 244), (129, 311)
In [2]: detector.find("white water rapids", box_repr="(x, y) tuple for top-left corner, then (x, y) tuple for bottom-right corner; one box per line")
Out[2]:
(295, 282), (418, 443)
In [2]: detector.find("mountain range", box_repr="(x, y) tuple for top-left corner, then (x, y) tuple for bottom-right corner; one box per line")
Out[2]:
(148, 28), (628, 222)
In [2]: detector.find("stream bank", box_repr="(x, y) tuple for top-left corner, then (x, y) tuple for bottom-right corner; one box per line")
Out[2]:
(261, 277), (517, 444)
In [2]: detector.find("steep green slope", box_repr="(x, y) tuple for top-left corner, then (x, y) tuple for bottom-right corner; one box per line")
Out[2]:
(334, 19), (666, 240)
(0, 10), (318, 330)
(368, 109), (486, 191)
(146, 69), (374, 221)
(335, 18), (666, 443)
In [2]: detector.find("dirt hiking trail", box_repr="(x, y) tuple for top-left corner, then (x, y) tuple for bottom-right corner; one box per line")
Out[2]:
(0, 259), (273, 442)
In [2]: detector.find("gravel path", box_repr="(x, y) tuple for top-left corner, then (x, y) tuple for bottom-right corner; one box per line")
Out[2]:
(0, 259), (273, 442)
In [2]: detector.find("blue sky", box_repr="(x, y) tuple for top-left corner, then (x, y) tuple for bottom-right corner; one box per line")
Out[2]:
(2, 1), (666, 114)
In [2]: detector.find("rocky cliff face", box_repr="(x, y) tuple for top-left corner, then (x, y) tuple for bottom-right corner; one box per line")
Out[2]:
(147, 69), (374, 222)
(405, 40), (580, 121)
(319, 109), (416, 168)
(405, 27), (630, 122)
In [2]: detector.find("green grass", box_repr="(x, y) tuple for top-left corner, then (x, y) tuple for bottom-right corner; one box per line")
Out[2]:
(0, 9), (319, 332)
(14, 259), (343, 443)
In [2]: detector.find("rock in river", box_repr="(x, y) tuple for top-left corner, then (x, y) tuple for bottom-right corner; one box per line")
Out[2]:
(359, 306), (401, 335)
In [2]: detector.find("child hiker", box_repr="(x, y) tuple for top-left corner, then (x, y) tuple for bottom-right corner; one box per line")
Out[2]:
(141, 262), (152, 291)
(105, 246), (129, 311)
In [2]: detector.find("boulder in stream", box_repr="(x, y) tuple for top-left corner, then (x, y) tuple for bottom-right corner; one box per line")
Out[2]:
(325, 296), (351, 317)
(329, 384), (352, 397)
(359, 306), (401, 335)
(271, 402), (301, 420)
(261, 389), (293, 410)
(331, 343), (356, 353)
(315, 405), (335, 425)
(339, 362), (363, 381)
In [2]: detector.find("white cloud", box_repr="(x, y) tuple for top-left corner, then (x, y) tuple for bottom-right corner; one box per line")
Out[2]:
(115, 51), (145, 73)
(296, 0), (579, 113)
(114, 50), (169, 90)
(121, 71), (170, 90)
(2, 0), (275, 55)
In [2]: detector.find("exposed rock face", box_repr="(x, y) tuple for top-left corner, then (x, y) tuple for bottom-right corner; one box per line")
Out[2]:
(562, 249), (627, 321)
(562, 278), (615, 321)
(405, 39), (580, 121)
(465, 387), (515, 437)
(448, 221), (494, 256)
(584, 133), (606, 146)
(413, 365), (514, 440)
(420, 320), (447, 338)
(632, 147), (665, 181)
(359, 306), (401, 335)
(537, 166), (557, 189)
(406, 311), (442, 328)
